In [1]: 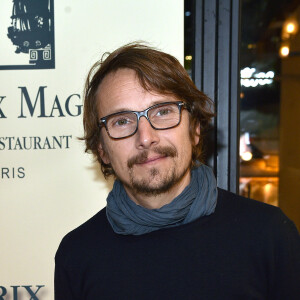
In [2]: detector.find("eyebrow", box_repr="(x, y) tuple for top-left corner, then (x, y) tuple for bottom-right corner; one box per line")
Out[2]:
(102, 99), (179, 116)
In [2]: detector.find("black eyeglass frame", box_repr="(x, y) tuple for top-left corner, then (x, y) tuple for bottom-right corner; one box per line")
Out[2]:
(98, 101), (188, 139)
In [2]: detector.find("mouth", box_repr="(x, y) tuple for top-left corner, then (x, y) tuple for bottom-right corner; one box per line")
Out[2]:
(135, 155), (167, 165)
(127, 146), (177, 169)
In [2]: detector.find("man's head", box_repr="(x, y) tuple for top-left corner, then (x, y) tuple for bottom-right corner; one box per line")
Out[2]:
(83, 43), (214, 185)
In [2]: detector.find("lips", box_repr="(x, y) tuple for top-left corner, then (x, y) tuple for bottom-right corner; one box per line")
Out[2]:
(136, 154), (166, 165)
(127, 146), (177, 169)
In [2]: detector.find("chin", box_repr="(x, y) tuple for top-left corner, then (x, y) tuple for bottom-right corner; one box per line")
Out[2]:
(129, 169), (180, 196)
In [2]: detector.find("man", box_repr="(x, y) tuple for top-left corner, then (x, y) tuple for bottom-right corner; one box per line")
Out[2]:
(55, 43), (300, 299)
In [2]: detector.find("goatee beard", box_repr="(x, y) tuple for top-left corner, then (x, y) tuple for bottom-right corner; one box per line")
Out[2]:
(122, 146), (190, 197)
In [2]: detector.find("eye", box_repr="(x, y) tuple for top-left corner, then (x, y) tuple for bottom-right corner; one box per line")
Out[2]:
(108, 113), (136, 128)
(114, 117), (130, 126)
(156, 107), (173, 117)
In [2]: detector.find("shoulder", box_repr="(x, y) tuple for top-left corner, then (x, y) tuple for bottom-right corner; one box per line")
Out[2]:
(216, 188), (299, 241)
(55, 207), (111, 265)
(216, 189), (300, 297)
(217, 187), (284, 219)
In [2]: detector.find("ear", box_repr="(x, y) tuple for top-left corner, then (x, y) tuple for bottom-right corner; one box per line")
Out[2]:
(194, 123), (201, 145)
(98, 141), (110, 164)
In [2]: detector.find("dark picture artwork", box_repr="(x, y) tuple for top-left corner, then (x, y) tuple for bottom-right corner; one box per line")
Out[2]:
(0, 0), (55, 70)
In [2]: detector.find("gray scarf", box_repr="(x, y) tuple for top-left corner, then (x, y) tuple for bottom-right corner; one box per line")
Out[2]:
(106, 164), (218, 235)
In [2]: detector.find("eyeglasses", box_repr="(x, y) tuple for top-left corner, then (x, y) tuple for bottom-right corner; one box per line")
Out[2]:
(99, 101), (187, 139)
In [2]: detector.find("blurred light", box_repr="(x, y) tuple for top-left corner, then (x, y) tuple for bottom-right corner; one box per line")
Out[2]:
(247, 44), (256, 49)
(240, 133), (252, 161)
(240, 67), (256, 78)
(241, 151), (253, 161)
(280, 46), (289, 57)
(240, 68), (274, 87)
(240, 92), (244, 99)
(244, 132), (250, 145)
(255, 72), (266, 78)
(286, 23), (295, 33)
(282, 19), (298, 39)
(185, 55), (192, 61)
(185, 11), (191, 17)
(285, 20), (298, 35)
(264, 183), (273, 195)
(254, 71), (274, 79)
(266, 71), (274, 78)
(241, 78), (273, 87)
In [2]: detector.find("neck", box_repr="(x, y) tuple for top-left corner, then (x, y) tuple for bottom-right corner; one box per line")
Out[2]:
(123, 169), (192, 209)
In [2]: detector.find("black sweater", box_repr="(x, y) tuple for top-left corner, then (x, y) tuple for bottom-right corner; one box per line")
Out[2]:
(55, 188), (300, 299)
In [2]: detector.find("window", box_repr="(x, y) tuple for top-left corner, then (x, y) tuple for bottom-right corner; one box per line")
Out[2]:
(239, 0), (300, 229)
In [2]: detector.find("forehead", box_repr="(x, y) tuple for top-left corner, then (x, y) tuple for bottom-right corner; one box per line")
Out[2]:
(97, 68), (142, 103)
(96, 68), (177, 117)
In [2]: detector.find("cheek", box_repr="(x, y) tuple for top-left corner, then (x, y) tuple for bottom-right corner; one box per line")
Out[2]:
(106, 141), (132, 167)
(168, 127), (193, 157)
(181, 130), (194, 157)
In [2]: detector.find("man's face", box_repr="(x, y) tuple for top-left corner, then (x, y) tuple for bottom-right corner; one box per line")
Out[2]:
(97, 68), (199, 205)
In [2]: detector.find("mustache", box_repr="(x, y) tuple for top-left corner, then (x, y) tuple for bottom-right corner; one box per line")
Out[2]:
(127, 146), (177, 168)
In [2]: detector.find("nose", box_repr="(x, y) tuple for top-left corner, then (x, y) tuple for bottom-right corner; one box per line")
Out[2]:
(135, 116), (160, 149)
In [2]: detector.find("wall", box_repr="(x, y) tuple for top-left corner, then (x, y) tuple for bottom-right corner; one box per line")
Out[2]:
(0, 1), (184, 299)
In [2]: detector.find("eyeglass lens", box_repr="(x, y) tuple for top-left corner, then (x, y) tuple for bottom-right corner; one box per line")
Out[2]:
(106, 102), (181, 138)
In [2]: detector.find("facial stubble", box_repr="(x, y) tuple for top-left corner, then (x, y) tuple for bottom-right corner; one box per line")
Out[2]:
(124, 146), (191, 197)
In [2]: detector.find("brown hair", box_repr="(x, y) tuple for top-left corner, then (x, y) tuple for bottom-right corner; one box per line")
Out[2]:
(82, 42), (214, 178)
